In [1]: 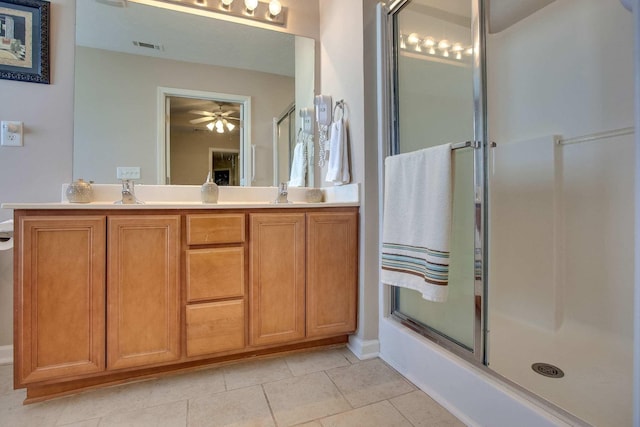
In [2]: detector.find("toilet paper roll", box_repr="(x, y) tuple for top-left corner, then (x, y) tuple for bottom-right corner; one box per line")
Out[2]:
(0, 238), (12, 251)
(0, 219), (13, 251)
(0, 219), (12, 233)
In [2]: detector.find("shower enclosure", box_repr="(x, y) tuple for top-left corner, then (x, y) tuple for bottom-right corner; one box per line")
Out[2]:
(380, 1), (634, 426)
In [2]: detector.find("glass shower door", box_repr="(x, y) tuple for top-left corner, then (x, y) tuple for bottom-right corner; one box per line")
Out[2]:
(388, 0), (483, 356)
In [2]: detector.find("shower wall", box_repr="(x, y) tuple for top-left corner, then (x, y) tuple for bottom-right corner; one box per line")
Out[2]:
(487, 0), (635, 340)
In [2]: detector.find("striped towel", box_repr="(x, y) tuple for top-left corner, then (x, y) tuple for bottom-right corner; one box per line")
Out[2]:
(381, 144), (453, 302)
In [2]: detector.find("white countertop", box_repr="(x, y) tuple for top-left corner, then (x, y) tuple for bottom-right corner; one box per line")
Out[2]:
(2, 184), (360, 210)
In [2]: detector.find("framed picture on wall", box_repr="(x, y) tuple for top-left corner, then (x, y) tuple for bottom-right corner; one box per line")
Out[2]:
(0, 0), (49, 84)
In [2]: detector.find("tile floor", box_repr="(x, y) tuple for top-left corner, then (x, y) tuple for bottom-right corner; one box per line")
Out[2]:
(0, 346), (465, 426)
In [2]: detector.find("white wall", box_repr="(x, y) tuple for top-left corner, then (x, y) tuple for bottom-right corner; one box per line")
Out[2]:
(74, 47), (294, 186)
(487, 0), (635, 339)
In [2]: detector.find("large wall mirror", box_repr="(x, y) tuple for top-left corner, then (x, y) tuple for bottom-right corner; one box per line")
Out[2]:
(73, 0), (316, 187)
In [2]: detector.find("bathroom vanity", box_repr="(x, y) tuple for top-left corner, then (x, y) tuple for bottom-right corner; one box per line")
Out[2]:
(4, 185), (359, 403)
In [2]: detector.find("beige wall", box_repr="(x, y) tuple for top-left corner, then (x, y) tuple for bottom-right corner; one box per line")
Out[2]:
(319, 0), (379, 350)
(170, 129), (240, 185)
(0, 0), (76, 347)
(74, 47), (294, 186)
(0, 0), (76, 216)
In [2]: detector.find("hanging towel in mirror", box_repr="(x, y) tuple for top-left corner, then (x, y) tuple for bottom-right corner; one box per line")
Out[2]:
(381, 143), (453, 302)
(325, 118), (350, 185)
(289, 141), (307, 187)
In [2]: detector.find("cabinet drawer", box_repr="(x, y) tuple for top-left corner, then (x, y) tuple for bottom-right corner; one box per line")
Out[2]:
(187, 214), (245, 245)
(186, 300), (245, 357)
(186, 247), (245, 302)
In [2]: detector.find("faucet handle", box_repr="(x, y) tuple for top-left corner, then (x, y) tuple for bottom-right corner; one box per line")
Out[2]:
(279, 182), (288, 195)
(274, 182), (290, 204)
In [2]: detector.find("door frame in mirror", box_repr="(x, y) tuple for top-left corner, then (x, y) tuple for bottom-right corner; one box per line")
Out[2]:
(157, 87), (252, 186)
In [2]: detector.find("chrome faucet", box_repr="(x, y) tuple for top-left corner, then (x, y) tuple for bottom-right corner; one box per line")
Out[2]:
(274, 182), (289, 204)
(116, 179), (143, 204)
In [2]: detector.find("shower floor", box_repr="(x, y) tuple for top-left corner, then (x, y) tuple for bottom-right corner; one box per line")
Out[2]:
(488, 312), (633, 427)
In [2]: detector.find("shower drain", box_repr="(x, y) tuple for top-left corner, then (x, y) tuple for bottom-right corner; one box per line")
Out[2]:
(532, 362), (565, 378)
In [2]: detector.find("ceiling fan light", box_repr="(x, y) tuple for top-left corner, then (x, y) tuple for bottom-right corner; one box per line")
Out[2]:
(206, 122), (215, 131)
(268, 0), (282, 17)
(226, 121), (236, 131)
(215, 120), (224, 131)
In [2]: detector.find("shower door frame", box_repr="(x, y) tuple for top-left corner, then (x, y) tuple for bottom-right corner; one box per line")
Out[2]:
(380, 0), (488, 364)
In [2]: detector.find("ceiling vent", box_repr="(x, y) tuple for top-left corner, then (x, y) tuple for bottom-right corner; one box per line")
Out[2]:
(95, 0), (128, 7)
(132, 41), (164, 51)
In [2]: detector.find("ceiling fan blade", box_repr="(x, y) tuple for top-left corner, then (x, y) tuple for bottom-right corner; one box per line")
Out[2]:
(225, 116), (241, 121)
(188, 110), (215, 116)
(189, 116), (215, 124)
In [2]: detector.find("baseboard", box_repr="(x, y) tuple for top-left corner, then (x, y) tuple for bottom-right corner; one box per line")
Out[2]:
(0, 345), (13, 365)
(347, 335), (380, 360)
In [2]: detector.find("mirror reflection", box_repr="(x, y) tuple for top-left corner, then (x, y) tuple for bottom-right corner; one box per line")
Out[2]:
(167, 96), (242, 185)
(73, 1), (315, 187)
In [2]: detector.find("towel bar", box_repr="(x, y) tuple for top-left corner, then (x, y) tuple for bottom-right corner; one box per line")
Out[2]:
(451, 140), (480, 150)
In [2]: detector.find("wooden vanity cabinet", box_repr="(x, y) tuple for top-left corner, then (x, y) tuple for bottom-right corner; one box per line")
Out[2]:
(185, 213), (246, 357)
(14, 207), (357, 402)
(15, 216), (107, 385)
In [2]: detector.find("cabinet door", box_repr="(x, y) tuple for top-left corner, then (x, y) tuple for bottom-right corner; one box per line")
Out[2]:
(249, 213), (305, 346)
(17, 216), (106, 384)
(107, 215), (180, 370)
(306, 212), (358, 337)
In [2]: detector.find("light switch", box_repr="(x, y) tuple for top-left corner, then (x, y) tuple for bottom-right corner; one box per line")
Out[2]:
(1, 121), (23, 147)
(117, 167), (141, 180)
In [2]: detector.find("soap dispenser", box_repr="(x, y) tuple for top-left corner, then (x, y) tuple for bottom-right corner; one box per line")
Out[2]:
(201, 172), (219, 203)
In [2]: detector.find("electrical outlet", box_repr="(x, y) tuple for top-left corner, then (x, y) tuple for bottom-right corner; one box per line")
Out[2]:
(1, 121), (23, 147)
(116, 167), (141, 180)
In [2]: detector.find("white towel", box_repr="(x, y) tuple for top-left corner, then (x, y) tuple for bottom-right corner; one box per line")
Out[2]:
(381, 144), (453, 302)
(325, 118), (350, 185)
(288, 141), (307, 187)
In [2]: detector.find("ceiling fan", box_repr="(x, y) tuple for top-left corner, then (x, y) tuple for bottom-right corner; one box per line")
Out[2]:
(189, 104), (240, 133)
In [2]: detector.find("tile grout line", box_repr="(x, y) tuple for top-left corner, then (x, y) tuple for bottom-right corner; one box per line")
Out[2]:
(260, 383), (280, 427)
(387, 396), (420, 427)
(323, 368), (355, 411)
